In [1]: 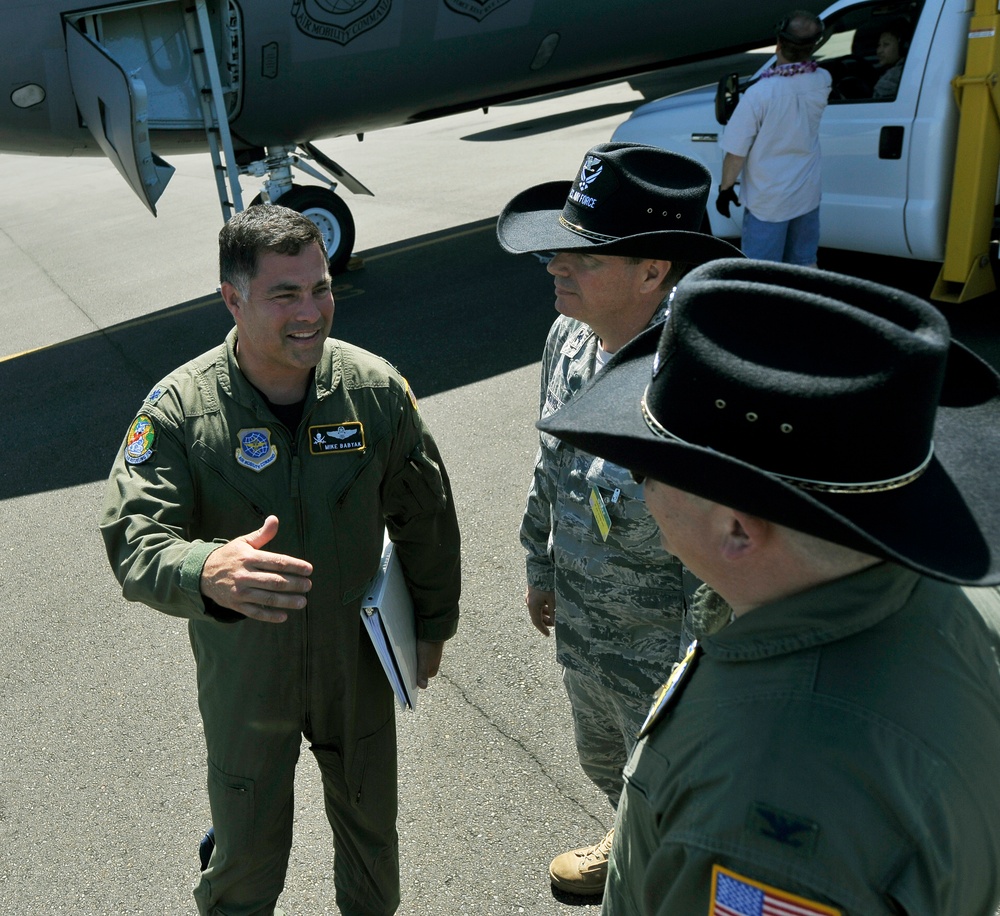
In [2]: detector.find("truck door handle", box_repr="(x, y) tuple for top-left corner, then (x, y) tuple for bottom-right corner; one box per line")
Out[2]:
(879, 126), (904, 160)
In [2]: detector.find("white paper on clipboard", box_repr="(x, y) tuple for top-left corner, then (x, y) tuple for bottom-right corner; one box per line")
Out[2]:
(361, 532), (418, 710)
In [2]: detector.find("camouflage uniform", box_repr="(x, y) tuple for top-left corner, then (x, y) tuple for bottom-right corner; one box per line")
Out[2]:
(521, 306), (693, 806)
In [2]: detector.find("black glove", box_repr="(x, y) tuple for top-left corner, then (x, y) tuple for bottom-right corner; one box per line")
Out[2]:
(715, 186), (741, 219)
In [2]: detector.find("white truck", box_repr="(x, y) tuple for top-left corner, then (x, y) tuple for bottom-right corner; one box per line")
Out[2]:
(611, 0), (1000, 302)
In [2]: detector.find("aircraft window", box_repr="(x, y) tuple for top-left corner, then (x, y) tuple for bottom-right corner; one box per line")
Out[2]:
(813, 0), (923, 103)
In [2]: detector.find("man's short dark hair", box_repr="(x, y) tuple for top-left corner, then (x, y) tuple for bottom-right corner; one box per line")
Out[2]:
(776, 10), (824, 62)
(219, 205), (326, 299)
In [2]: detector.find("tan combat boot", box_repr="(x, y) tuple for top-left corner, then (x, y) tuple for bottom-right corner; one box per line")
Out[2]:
(548, 826), (614, 895)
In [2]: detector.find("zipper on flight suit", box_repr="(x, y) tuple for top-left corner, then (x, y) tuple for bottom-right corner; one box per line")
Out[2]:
(292, 402), (316, 739)
(285, 435), (311, 736)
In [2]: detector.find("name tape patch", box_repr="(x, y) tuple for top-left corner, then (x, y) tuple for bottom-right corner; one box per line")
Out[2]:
(309, 422), (365, 455)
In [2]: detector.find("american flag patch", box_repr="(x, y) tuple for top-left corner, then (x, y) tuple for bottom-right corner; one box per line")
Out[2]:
(710, 865), (841, 916)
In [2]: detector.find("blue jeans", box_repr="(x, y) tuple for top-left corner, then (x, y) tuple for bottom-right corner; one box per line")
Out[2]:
(741, 206), (820, 265)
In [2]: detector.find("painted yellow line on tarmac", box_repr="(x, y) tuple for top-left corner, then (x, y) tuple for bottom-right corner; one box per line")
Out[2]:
(0, 294), (220, 364)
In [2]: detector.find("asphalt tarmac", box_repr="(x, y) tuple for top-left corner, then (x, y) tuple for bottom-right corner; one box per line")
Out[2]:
(2, 59), (1000, 915)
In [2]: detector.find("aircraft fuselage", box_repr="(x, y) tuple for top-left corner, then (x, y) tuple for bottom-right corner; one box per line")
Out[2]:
(2, 0), (790, 157)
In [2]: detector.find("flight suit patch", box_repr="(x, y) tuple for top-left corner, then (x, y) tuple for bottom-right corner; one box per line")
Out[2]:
(745, 802), (820, 856)
(710, 865), (841, 915)
(235, 428), (277, 471)
(403, 378), (419, 412)
(124, 415), (156, 465)
(309, 422), (365, 454)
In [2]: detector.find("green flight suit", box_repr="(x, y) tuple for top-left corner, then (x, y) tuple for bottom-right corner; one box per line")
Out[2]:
(605, 563), (1000, 916)
(100, 329), (461, 916)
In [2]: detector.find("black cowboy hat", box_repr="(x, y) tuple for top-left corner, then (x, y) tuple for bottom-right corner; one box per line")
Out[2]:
(537, 258), (1000, 586)
(496, 142), (742, 264)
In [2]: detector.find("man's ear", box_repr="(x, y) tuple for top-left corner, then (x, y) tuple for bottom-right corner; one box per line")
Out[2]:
(640, 259), (673, 293)
(721, 511), (770, 561)
(220, 282), (241, 320)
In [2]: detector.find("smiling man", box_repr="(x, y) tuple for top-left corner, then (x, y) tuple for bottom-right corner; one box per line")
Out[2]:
(100, 205), (461, 916)
(497, 143), (741, 896)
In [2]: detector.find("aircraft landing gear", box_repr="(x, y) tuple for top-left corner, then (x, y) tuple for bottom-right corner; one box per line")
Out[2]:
(269, 185), (355, 276)
(242, 144), (372, 276)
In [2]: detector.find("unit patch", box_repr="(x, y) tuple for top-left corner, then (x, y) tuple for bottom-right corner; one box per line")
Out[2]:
(710, 865), (841, 915)
(124, 415), (156, 465)
(309, 422), (365, 455)
(236, 428), (278, 471)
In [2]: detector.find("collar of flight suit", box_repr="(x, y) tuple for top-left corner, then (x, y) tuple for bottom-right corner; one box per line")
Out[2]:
(701, 562), (922, 663)
(214, 326), (344, 413)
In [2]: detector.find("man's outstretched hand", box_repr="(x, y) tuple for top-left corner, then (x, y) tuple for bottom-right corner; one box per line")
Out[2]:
(200, 515), (313, 623)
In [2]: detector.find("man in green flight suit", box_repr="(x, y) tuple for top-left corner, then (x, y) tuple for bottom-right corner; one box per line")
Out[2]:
(100, 206), (461, 916)
(537, 258), (1000, 915)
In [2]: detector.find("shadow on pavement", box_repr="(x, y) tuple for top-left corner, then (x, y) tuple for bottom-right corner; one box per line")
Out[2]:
(1, 219), (555, 500)
(6, 225), (999, 503)
(462, 102), (638, 142)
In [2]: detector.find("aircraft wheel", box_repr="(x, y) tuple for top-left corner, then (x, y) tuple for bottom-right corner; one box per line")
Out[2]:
(267, 186), (356, 275)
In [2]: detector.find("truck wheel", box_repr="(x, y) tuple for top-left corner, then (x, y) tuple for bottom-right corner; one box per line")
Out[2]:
(253, 186), (356, 275)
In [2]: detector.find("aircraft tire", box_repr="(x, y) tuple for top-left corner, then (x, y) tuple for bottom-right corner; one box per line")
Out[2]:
(262, 185), (356, 276)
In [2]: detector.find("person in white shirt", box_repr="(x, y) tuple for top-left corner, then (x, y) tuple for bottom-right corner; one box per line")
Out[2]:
(717, 10), (831, 267)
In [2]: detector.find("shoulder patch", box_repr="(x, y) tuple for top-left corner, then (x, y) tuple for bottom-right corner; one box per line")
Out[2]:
(124, 415), (156, 465)
(710, 864), (841, 916)
(403, 377), (419, 412)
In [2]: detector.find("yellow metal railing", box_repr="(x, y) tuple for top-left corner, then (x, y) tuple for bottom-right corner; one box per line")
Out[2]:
(932, 0), (1000, 302)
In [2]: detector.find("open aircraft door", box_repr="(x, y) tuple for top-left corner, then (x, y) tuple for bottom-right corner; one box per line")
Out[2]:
(62, 1), (243, 217)
(64, 19), (175, 215)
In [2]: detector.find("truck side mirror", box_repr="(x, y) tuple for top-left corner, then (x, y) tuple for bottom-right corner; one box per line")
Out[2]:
(715, 72), (740, 126)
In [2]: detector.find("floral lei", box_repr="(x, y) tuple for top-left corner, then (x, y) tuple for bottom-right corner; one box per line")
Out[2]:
(761, 60), (819, 78)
